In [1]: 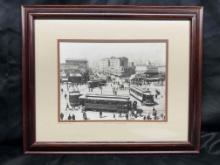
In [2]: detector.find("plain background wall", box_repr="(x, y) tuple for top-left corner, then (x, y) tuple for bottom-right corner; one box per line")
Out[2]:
(0, 0), (220, 164)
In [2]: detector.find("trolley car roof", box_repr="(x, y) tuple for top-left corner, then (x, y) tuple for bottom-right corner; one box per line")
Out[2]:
(79, 94), (130, 102)
(86, 94), (129, 99)
(130, 86), (151, 94)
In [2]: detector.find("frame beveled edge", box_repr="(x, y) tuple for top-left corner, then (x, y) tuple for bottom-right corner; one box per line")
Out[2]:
(21, 5), (203, 154)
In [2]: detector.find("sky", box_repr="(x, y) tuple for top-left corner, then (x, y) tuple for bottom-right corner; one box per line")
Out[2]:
(59, 42), (166, 66)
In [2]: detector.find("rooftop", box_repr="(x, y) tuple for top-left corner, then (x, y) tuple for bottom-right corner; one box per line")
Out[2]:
(65, 58), (88, 62)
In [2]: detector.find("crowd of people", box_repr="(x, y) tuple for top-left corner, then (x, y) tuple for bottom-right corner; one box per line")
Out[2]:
(60, 95), (164, 121)
(59, 77), (165, 121)
(111, 80), (130, 95)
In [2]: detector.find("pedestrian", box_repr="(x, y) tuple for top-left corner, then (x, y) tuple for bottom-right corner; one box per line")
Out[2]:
(99, 111), (102, 118)
(143, 116), (146, 120)
(147, 113), (151, 120)
(133, 101), (137, 111)
(83, 111), (87, 120)
(119, 111), (122, 117)
(113, 87), (116, 95)
(60, 112), (64, 120)
(152, 107), (157, 120)
(126, 113), (129, 120)
(67, 114), (71, 120)
(64, 93), (67, 99)
(156, 89), (160, 95)
(72, 114), (75, 120)
(134, 111), (138, 118)
(122, 84), (124, 90)
(65, 103), (70, 111)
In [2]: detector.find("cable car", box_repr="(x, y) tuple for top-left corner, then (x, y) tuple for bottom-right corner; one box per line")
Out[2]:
(69, 91), (82, 107)
(129, 86), (157, 106)
(79, 94), (131, 113)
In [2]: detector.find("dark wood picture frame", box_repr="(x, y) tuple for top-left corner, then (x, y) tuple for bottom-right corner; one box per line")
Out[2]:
(22, 5), (203, 154)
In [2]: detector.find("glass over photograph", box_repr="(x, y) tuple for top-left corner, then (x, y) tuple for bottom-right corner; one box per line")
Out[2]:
(58, 40), (167, 121)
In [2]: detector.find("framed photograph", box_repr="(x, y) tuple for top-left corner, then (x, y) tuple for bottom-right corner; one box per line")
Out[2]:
(22, 5), (203, 154)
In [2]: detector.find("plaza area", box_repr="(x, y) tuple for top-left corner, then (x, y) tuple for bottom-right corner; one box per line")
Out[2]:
(60, 81), (166, 121)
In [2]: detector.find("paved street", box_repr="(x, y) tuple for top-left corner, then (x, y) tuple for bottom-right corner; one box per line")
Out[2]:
(60, 81), (166, 121)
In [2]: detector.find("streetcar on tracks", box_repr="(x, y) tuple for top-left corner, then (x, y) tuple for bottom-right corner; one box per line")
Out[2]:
(87, 79), (107, 88)
(79, 94), (131, 113)
(69, 91), (82, 107)
(129, 86), (157, 106)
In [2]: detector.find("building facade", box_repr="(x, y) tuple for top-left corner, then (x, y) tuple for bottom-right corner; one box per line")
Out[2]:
(98, 57), (130, 77)
(98, 58), (110, 74)
(135, 65), (148, 74)
(145, 62), (159, 77)
(60, 59), (89, 83)
(60, 59), (88, 74)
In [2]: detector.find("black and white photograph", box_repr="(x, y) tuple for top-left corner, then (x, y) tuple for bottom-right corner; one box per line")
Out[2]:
(59, 40), (167, 121)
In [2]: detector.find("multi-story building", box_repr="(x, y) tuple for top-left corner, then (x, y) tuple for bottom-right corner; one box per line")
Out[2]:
(110, 57), (128, 76)
(98, 57), (130, 77)
(60, 59), (88, 73)
(146, 62), (159, 77)
(158, 65), (166, 73)
(60, 59), (89, 83)
(98, 58), (110, 74)
(135, 65), (148, 74)
(135, 61), (164, 79)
